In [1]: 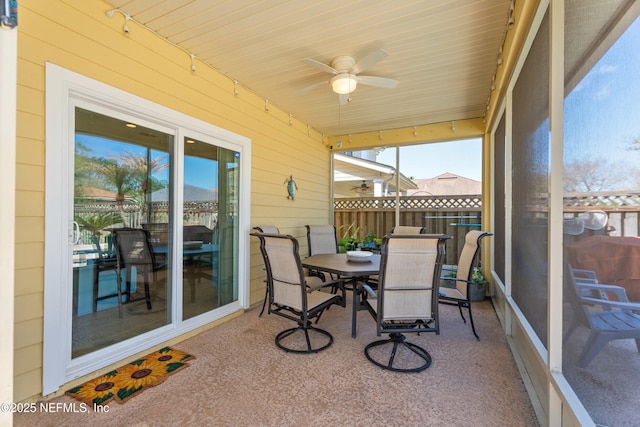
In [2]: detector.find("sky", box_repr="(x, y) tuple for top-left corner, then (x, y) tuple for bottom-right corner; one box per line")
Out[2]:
(564, 16), (640, 170)
(375, 138), (483, 182)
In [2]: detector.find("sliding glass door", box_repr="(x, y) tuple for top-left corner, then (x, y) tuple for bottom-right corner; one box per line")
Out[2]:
(72, 108), (174, 358)
(181, 137), (239, 320)
(44, 64), (249, 394)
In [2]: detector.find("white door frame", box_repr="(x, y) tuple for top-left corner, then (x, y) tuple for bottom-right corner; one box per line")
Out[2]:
(43, 63), (251, 395)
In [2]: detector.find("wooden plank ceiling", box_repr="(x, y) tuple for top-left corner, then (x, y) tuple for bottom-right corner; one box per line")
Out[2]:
(103, 0), (513, 136)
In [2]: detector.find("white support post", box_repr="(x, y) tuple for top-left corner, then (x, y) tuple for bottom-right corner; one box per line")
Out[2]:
(0, 14), (18, 426)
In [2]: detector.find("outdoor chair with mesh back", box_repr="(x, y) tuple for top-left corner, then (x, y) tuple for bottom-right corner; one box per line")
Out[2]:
(390, 226), (426, 234)
(112, 228), (165, 318)
(438, 230), (493, 340)
(360, 234), (448, 372)
(252, 225), (280, 316)
(253, 232), (344, 353)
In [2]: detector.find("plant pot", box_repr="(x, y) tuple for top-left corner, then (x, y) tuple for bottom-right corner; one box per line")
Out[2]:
(469, 282), (486, 302)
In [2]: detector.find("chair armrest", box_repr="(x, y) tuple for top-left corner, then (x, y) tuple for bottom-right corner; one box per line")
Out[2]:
(580, 296), (640, 311)
(362, 283), (377, 298)
(576, 283), (630, 302)
(571, 268), (598, 280)
(441, 277), (472, 285)
(306, 276), (342, 292)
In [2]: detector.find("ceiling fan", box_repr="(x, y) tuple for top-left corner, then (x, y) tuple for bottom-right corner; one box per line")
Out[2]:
(351, 180), (373, 194)
(296, 49), (399, 105)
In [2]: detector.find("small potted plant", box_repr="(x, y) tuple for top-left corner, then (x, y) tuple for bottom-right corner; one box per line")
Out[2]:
(362, 231), (377, 248)
(337, 222), (360, 252)
(469, 266), (488, 301)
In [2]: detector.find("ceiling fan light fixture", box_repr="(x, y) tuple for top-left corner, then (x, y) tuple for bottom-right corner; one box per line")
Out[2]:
(331, 74), (358, 94)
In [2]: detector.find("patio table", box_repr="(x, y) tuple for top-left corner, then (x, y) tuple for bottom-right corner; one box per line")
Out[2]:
(302, 253), (380, 338)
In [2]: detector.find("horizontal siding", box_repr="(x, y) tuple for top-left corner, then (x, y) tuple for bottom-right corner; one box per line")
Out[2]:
(15, 190), (44, 217)
(14, 0), (331, 402)
(14, 320), (42, 353)
(16, 137), (45, 167)
(14, 268), (43, 297)
(14, 217), (44, 243)
(14, 293), (43, 324)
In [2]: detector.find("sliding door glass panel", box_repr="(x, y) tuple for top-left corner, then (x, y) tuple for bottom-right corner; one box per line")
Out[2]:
(73, 107), (173, 358)
(182, 138), (239, 319)
(563, 2), (639, 425)
(511, 11), (550, 346)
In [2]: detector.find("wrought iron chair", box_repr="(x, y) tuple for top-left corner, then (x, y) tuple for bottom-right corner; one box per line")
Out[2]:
(112, 228), (164, 318)
(361, 234), (448, 372)
(438, 230), (493, 340)
(253, 232), (344, 353)
(565, 264), (640, 368)
(252, 226), (280, 316)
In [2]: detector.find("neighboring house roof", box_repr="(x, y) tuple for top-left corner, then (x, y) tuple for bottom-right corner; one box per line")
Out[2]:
(152, 185), (218, 202)
(409, 173), (481, 196)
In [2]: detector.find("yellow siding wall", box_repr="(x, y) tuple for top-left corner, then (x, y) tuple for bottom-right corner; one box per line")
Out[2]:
(15, 0), (330, 401)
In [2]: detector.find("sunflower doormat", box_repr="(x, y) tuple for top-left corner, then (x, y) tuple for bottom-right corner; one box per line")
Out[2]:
(65, 347), (195, 406)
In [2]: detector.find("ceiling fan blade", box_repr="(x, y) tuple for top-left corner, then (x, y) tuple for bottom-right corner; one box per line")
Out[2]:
(294, 81), (328, 95)
(351, 49), (389, 74)
(304, 58), (338, 74)
(357, 75), (399, 89)
(338, 93), (351, 106)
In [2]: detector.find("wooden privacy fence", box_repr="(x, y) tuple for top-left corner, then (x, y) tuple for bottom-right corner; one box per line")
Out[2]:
(334, 195), (483, 265)
(334, 192), (640, 265)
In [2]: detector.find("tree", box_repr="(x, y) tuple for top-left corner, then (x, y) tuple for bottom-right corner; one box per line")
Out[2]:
(563, 158), (629, 192)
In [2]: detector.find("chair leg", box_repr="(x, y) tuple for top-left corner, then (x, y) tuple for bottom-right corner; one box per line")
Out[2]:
(259, 286), (269, 317)
(144, 269), (152, 310)
(578, 332), (608, 368)
(466, 303), (479, 340)
(93, 264), (100, 313)
(274, 324), (333, 353)
(364, 333), (432, 373)
(116, 266), (124, 318)
(457, 304), (467, 323)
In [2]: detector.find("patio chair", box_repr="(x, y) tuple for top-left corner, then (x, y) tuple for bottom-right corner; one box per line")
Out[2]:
(112, 228), (165, 318)
(577, 210), (608, 231)
(390, 226), (426, 234)
(252, 226), (280, 316)
(438, 230), (493, 340)
(305, 224), (339, 281)
(306, 224), (339, 256)
(565, 264), (640, 368)
(366, 228), (441, 286)
(183, 224), (215, 243)
(91, 233), (118, 312)
(360, 234), (448, 372)
(253, 232), (345, 353)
